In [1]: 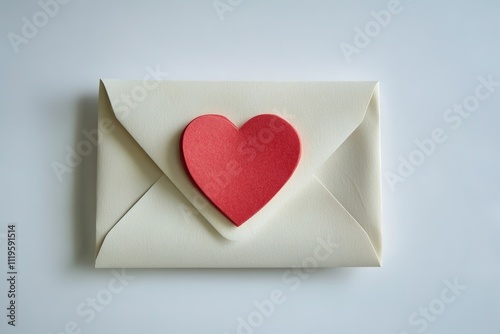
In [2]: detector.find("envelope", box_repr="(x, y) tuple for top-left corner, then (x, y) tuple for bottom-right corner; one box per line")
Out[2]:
(95, 80), (382, 268)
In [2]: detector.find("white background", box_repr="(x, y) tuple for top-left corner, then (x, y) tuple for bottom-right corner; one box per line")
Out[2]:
(1, 0), (499, 333)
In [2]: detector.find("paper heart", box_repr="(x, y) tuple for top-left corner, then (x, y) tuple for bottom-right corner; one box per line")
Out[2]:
(181, 114), (301, 227)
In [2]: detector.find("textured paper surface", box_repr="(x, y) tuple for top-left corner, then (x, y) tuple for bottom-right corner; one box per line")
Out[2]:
(95, 81), (382, 268)
(181, 114), (301, 226)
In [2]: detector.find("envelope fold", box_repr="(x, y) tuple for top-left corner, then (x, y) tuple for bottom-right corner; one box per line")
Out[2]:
(95, 80), (383, 268)
(314, 83), (382, 263)
(95, 81), (163, 255)
(101, 81), (378, 241)
(96, 175), (381, 268)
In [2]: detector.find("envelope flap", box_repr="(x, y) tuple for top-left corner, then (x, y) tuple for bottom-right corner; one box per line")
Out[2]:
(101, 80), (377, 240)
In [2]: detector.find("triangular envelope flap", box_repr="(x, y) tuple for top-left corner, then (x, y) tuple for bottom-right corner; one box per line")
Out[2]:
(102, 80), (377, 240)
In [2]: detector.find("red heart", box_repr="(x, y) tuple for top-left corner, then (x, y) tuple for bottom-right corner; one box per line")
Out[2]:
(181, 114), (301, 227)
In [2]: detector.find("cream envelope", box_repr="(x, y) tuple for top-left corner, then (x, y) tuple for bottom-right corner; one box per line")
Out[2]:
(95, 80), (382, 268)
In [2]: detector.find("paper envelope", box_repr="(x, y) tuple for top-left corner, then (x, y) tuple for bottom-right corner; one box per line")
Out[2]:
(95, 80), (382, 268)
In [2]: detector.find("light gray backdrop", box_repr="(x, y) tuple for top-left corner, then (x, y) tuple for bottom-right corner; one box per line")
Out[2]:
(1, 0), (499, 333)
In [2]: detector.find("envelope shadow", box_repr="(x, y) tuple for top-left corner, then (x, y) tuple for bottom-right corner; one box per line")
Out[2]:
(126, 266), (352, 288)
(72, 95), (98, 268)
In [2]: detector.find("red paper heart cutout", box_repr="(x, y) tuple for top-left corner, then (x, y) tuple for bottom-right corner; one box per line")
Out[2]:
(181, 114), (301, 227)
